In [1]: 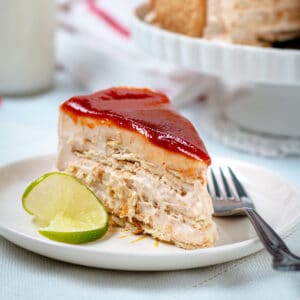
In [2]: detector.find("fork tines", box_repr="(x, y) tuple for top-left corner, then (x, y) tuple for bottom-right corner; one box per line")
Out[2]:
(208, 167), (249, 201)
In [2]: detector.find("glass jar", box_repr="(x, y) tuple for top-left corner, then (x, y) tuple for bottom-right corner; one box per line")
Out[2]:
(0, 0), (55, 96)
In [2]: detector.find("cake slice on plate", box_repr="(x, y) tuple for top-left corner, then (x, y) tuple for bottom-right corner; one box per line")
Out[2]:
(57, 87), (217, 249)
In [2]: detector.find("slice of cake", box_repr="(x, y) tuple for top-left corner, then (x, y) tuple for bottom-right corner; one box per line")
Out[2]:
(218, 0), (300, 46)
(148, 0), (300, 46)
(57, 87), (217, 249)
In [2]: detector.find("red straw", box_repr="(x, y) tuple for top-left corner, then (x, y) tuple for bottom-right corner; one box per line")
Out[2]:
(86, 0), (131, 38)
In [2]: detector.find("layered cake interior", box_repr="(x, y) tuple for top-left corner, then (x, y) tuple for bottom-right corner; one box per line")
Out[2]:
(148, 0), (300, 46)
(57, 87), (217, 249)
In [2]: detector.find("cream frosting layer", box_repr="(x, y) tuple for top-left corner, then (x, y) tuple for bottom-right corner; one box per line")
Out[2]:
(57, 111), (217, 249)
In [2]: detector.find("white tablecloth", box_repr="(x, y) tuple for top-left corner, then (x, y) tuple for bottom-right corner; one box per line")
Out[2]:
(1, 72), (300, 300)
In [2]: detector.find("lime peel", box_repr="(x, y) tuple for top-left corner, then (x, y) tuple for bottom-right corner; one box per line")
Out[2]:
(22, 172), (109, 244)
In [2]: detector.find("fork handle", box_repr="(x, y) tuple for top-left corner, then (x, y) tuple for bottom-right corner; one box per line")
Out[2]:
(243, 208), (300, 271)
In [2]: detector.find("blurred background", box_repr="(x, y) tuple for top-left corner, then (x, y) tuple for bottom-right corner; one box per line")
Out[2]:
(0, 0), (299, 169)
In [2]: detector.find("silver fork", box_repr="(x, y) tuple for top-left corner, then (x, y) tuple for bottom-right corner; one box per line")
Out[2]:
(208, 166), (300, 271)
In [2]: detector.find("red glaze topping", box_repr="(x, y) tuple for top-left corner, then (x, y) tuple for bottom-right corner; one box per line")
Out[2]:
(61, 87), (210, 164)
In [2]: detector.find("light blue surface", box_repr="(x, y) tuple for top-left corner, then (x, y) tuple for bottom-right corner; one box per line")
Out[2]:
(0, 74), (299, 300)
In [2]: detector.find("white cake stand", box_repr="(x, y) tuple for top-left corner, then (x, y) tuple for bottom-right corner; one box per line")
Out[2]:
(132, 4), (300, 156)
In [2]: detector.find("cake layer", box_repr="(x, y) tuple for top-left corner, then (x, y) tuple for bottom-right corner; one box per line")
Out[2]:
(221, 0), (300, 44)
(61, 87), (211, 165)
(57, 113), (217, 249)
(148, 0), (300, 46)
(58, 87), (217, 249)
(58, 112), (208, 180)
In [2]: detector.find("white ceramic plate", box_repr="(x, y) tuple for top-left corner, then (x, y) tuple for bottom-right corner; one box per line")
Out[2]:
(132, 4), (300, 85)
(0, 155), (299, 271)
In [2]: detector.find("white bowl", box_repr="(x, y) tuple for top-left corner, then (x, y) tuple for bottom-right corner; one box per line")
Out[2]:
(132, 4), (300, 86)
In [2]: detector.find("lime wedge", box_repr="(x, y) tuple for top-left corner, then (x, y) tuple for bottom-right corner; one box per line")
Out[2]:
(22, 172), (108, 244)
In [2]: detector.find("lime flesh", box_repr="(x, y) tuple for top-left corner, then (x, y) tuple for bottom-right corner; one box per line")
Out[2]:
(22, 172), (108, 244)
